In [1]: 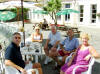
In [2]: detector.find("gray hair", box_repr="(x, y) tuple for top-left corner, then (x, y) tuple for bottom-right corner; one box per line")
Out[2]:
(50, 25), (57, 30)
(13, 32), (21, 36)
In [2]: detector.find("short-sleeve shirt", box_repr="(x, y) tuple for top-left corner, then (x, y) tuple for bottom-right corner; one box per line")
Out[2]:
(48, 31), (61, 45)
(5, 42), (25, 68)
(61, 37), (79, 51)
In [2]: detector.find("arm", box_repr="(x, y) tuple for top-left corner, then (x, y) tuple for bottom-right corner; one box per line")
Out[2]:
(67, 45), (81, 66)
(38, 33), (43, 42)
(44, 39), (50, 48)
(89, 46), (100, 58)
(67, 52), (77, 66)
(32, 33), (43, 42)
(5, 60), (27, 73)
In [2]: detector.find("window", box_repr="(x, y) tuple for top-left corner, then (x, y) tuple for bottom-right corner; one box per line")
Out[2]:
(65, 14), (70, 21)
(65, 4), (70, 21)
(65, 4), (70, 8)
(91, 4), (97, 23)
(79, 5), (84, 22)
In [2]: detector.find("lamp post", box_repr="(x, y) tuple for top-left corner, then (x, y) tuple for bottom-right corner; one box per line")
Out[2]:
(21, 0), (25, 46)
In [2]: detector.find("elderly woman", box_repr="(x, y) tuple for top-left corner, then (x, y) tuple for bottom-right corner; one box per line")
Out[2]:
(60, 33), (100, 74)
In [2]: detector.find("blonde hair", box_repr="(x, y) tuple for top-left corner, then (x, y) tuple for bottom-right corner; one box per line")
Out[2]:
(80, 33), (90, 40)
(35, 26), (40, 30)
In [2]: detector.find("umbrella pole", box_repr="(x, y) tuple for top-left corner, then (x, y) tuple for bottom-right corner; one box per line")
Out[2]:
(21, 0), (25, 46)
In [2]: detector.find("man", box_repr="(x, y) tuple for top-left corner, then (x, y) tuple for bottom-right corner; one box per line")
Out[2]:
(5, 32), (42, 74)
(58, 28), (79, 63)
(42, 19), (48, 29)
(44, 26), (61, 64)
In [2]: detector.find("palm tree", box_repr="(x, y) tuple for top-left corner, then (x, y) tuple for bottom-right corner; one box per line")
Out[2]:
(43, 0), (61, 25)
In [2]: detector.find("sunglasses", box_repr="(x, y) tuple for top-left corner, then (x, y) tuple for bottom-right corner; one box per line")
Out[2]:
(15, 37), (21, 39)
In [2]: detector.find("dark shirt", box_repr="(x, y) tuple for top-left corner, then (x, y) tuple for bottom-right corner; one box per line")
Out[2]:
(5, 42), (25, 68)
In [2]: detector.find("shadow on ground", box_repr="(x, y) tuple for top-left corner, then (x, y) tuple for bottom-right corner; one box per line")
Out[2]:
(92, 61), (100, 74)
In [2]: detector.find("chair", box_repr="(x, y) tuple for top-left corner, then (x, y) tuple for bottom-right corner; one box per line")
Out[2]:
(30, 42), (43, 62)
(5, 66), (39, 74)
(5, 66), (20, 74)
(0, 48), (5, 74)
(72, 57), (95, 74)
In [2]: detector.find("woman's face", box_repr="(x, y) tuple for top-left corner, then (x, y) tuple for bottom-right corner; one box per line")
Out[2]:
(81, 36), (89, 45)
(36, 29), (40, 33)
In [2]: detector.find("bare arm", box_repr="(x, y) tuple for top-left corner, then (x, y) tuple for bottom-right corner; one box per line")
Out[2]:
(89, 46), (100, 58)
(67, 52), (77, 66)
(44, 39), (50, 48)
(5, 60), (26, 73)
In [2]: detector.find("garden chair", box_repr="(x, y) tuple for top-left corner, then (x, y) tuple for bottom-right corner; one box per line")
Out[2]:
(72, 57), (95, 74)
(5, 65), (39, 74)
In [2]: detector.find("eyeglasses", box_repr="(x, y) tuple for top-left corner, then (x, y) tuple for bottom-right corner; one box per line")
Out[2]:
(15, 37), (21, 39)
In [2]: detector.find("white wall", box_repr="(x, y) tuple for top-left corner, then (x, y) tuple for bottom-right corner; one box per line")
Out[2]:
(77, 0), (100, 27)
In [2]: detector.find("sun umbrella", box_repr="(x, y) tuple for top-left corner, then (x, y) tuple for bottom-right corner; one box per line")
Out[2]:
(0, 11), (16, 21)
(33, 10), (48, 14)
(0, 1), (35, 9)
(56, 9), (79, 16)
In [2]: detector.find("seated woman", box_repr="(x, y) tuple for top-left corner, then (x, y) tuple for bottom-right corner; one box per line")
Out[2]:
(60, 33), (100, 74)
(31, 26), (43, 52)
(31, 26), (43, 43)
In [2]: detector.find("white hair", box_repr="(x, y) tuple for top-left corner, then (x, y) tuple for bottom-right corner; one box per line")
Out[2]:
(50, 25), (57, 30)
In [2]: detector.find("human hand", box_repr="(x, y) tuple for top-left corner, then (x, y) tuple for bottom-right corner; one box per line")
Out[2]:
(20, 68), (27, 74)
(25, 61), (29, 64)
(67, 61), (72, 67)
(51, 47), (56, 52)
(84, 54), (91, 61)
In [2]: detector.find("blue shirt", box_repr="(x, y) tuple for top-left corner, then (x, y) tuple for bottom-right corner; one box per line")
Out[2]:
(48, 31), (61, 45)
(61, 37), (79, 51)
(5, 42), (25, 68)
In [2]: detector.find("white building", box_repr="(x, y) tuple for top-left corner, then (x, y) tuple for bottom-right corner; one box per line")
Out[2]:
(60, 0), (100, 27)
(29, 0), (100, 27)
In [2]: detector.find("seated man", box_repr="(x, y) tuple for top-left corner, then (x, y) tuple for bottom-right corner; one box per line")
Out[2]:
(58, 28), (79, 64)
(44, 26), (61, 64)
(49, 28), (79, 66)
(5, 32), (42, 74)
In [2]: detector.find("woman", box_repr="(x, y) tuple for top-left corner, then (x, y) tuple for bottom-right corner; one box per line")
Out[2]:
(31, 26), (43, 52)
(60, 33), (100, 74)
(31, 26), (43, 43)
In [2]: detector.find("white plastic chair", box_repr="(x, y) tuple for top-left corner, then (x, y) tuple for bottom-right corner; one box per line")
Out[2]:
(5, 66), (20, 74)
(0, 48), (5, 74)
(72, 57), (95, 74)
(5, 66), (39, 74)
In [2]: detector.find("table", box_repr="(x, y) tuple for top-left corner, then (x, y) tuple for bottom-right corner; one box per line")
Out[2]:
(21, 42), (43, 63)
(21, 50), (43, 63)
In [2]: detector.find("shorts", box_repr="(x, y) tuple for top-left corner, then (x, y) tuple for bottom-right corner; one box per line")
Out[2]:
(58, 49), (76, 56)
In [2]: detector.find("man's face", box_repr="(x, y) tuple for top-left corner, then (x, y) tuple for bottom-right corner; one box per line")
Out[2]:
(67, 30), (74, 37)
(51, 27), (56, 34)
(13, 34), (21, 46)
